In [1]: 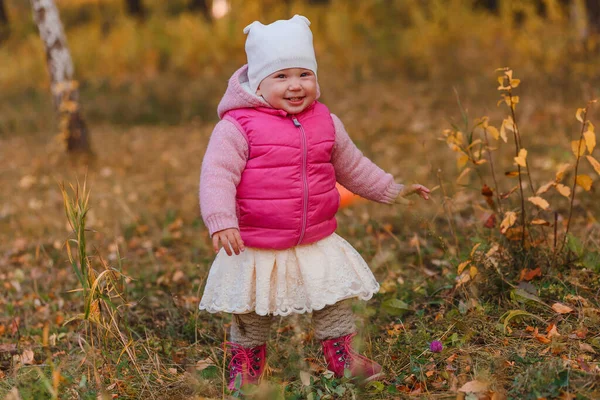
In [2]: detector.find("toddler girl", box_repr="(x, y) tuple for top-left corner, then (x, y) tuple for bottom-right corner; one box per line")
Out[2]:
(199, 15), (430, 390)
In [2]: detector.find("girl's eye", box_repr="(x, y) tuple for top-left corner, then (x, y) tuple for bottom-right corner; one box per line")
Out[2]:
(301, 72), (310, 77)
(276, 74), (286, 79)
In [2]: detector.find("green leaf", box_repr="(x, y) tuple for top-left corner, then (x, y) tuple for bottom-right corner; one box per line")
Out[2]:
(366, 381), (385, 393)
(381, 298), (410, 316)
(510, 288), (544, 305)
(499, 310), (544, 333)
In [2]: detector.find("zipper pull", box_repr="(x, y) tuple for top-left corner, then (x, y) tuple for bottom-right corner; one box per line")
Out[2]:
(292, 117), (301, 127)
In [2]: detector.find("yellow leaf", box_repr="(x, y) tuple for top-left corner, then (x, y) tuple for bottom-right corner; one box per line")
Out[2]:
(586, 155), (600, 175)
(551, 302), (574, 314)
(457, 261), (470, 274)
(511, 96), (520, 105)
(576, 174), (593, 191)
(470, 243), (482, 257)
(536, 181), (555, 195)
(510, 78), (520, 88)
(457, 154), (469, 168)
(487, 126), (500, 140)
(506, 69), (513, 80)
(571, 140), (585, 157)
(456, 167), (472, 184)
(587, 121), (595, 132)
(555, 183), (571, 198)
(555, 163), (570, 182)
(528, 196), (550, 210)
(584, 130), (596, 154)
(469, 265), (478, 278)
(514, 148), (527, 167)
(504, 116), (515, 132)
(497, 76), (504, 86)
(500, 122), (508, 142)
(473, 159), (488, 165)
(500, 211), (517, 234)
(531, 219), (550, 226)
(576, 108), (585, 123)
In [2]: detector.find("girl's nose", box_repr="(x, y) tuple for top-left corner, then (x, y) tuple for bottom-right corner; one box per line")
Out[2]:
(288, 79), (301, 90)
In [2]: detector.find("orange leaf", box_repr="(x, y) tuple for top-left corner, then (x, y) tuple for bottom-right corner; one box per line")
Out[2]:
(555, 184), (571, 198)
(587, 155), (600, 175)
(520, 267), (542, 281)
(583, 130), (596, 154)
(500, 211), (517, 234)
(555, 163), (571, 182)
(571, 140), (586, 157)
(537, 181), (555, 195)
(576, 174), (593, 191)
(552, 302), (574, 314)
(514, 148), (527, 167)
(531, 218), (550, 226)
(527, 196), (550, 210)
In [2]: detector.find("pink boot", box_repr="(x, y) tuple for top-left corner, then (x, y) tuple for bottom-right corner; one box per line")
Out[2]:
(322, 333), (383, 381)
(226, 342), (266, 391)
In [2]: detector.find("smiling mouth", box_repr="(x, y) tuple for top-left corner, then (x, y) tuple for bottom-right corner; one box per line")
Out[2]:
(286, 97), (305, 102)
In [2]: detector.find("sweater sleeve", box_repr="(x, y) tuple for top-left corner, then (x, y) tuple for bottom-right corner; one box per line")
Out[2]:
(331, 113), (404, 204)
(199, 119), (248, 236)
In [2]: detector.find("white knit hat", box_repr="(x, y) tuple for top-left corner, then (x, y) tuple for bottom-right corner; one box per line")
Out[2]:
(243, 15), (317, 93)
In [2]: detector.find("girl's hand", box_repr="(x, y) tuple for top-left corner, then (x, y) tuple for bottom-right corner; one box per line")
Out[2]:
(212, 228), (245, 256)
(395, 184), (431, 204)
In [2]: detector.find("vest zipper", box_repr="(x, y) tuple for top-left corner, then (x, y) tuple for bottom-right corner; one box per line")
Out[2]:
(293, 116), (309, 246)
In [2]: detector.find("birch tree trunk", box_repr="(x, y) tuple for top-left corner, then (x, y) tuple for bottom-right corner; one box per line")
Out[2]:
(31, 0), (91, 153)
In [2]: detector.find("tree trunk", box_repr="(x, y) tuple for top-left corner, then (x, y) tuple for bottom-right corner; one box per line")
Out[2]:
(31, 0), (91, 153)
(124, 0), (145, 19)
(586, 0), (600, 35)
(0, 0), (9, 41)
(188, 0), (211, 21)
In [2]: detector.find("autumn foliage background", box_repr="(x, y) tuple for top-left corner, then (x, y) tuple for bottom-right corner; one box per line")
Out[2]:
(1, 0), (600, 399)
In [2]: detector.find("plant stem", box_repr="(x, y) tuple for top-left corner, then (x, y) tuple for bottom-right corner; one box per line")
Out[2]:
(560, 106), (589, 255)
(437, 169), (460, 253)
(483, 127), (503, 214)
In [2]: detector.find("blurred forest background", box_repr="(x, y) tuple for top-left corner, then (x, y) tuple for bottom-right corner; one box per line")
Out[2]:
(1, 0), (600, 399)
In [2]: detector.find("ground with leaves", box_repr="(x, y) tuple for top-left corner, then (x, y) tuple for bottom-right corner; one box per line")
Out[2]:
(1, 64), (600, 399)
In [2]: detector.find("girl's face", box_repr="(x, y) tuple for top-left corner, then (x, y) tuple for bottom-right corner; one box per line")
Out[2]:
(256, 68), (317, 115)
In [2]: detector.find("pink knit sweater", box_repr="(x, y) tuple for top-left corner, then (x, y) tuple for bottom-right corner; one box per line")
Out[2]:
(200, 65), (404, 236)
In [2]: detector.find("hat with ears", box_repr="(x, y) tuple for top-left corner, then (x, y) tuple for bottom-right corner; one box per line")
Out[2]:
(243, 15), (317, 93)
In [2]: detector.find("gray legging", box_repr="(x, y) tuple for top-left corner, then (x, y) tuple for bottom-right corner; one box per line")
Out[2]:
(230, 300), (356, 348)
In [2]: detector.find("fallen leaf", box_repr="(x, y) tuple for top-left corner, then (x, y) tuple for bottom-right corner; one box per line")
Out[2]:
(299, 370), (312, 386)
(579, 343), (596, 353)
(195, 358), (215, 371)
(19, 349), (35, 365)
(520, 267), (542, 281)
(458, 380), (489, 393)
(552, 303), (574, 314)
(484, 214), (497, 228)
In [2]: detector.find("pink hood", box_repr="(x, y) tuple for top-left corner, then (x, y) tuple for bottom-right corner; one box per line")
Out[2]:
(217, 65), (320, 119)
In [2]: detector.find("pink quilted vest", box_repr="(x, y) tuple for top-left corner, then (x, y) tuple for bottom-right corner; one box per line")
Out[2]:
(223, 101), (339, 250)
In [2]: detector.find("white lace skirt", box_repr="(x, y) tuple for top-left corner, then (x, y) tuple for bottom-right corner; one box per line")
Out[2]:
(199, 233), (380, 317)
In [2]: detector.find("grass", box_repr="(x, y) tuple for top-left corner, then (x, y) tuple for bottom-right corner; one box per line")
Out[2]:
(1, 67), (599, 398)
